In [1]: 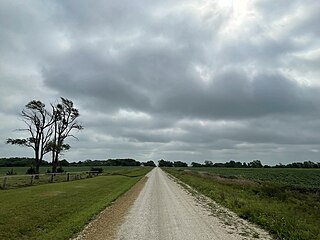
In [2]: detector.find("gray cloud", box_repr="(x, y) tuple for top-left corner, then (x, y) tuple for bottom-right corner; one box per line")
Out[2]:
(1, 0), (320, 165)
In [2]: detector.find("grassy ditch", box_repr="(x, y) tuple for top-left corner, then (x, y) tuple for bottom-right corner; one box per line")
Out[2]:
(164, 168), (320, 240)
(0, 167), (152, 240)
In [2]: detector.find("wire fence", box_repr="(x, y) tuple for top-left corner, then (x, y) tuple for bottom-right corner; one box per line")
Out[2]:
(0, 171), (100, 189)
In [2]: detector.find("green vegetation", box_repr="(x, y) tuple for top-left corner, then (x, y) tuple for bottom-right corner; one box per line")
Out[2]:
(187, 167), (320, 190)
(6, 98), (83, 174)
(0, 166), (150, 189)
(164, 168), (320, 240)
(0, 166), (148, 176)
(0, 157), (155, 172)
(0, 167), (152, 240)
(0, 157), (41, 167)
(157, 159), (189, 167)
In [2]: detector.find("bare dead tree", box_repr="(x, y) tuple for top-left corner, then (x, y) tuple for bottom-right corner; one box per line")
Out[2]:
(6, 100), (54, 174)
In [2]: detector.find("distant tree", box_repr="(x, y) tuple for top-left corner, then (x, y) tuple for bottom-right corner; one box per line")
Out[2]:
(143, 161), (156, 167)
(248, 160), (263, 168)
(49, 98), (83, 173)
(303, 161), (317, 168)
(288, 162), (303, 168)
(6, 100), (54, 174)
(276, 161), (319, 168)
(191, 162), (203, 167)
(6, 98), (83, 173)
(224, 160), (244, 168)
(59, 159), (70, 167)
(105, 158), (141, 166)
(235, 161), (243, 168)
(204, 160), (213, 167)
(275, 163), (285, 168)
(213, 162), (225, 167)
(0, 157), (49, 167)
(225, 160), (235, 167)
(158, 159), (174, 167)
(173, 161), (188, 167)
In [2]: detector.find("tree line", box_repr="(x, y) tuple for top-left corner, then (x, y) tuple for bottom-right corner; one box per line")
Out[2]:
(0, 157), (157, 168)
(158, 159), (320, 168)
(191, 160), (320, 168)
(158, 160), (188, 167)
(6, 98), (83, 174)
(73, 159), (156, 167)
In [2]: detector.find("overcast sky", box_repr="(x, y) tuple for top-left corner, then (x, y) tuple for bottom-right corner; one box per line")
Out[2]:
(1, 0), (320, 165)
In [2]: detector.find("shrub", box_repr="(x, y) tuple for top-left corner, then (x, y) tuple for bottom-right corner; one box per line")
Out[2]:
(90, 167), (103, 174)
(56, 167), (65, 173)
(6, 168), (16, 175)
(26, 166), (36, 175)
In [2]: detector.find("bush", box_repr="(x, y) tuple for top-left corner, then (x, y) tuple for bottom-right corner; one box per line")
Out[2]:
(26, 166), (36, 175)
(90, 167), (103, 174)
(6, 168), (16, 175)
(56, 167), (65, 173)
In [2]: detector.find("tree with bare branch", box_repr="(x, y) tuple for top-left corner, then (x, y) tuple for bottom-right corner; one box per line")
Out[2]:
(49, 97), (83, 173)
(6, 100), (54, 174)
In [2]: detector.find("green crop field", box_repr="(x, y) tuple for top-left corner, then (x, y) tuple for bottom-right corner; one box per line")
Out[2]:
(187, 167), (320, 190)
(0, 167), (152, 240)
(165, 167), (320, 240)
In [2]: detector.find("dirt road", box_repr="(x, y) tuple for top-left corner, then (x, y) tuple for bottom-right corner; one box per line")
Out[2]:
(117, 167), (271, 240)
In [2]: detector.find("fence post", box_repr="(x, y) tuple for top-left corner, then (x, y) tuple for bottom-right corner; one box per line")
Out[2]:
(67, 173), (70, 181)
(30, 175), (35, 185)
(51, 174), (54, 183)
(2, 177), (8, 189)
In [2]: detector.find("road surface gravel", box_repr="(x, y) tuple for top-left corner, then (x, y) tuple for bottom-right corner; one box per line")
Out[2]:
(117, 167), (272, 240)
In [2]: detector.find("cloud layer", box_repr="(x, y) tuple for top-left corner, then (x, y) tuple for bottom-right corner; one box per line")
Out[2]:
(1, 0), (320, 164)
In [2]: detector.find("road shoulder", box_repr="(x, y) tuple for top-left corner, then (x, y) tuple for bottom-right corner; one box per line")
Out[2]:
(166, 171), (272, 240)
(72, 176), (148, 240)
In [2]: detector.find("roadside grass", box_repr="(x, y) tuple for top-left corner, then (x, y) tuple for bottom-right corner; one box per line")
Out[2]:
(187, 167), (320, 190)
(0, 166), (148, 189)
(0, 167), (152, 240)
(0, 166), (146, 176)
(164, 168), (320, 240)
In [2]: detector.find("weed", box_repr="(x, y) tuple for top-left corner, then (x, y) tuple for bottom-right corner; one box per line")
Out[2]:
(6, 169), (16, 175)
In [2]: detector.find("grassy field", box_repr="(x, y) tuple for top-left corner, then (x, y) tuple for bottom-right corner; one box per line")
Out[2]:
(0, 166), (144, 176)
(0, 166), (149, 189)
(164, 167), (320, 240)
(0, 167), (152, 240)
(186, 167), (320, 190)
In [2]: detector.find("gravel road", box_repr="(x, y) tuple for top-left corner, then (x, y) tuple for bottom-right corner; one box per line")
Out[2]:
(117, 167), (272, 240)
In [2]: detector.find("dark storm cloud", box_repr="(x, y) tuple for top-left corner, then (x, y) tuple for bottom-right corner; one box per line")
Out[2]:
(1, 0), (320, 164)
(158, 70), (319, 119)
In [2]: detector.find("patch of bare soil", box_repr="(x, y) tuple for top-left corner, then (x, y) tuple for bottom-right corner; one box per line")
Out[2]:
(72, 177), (147, 240)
